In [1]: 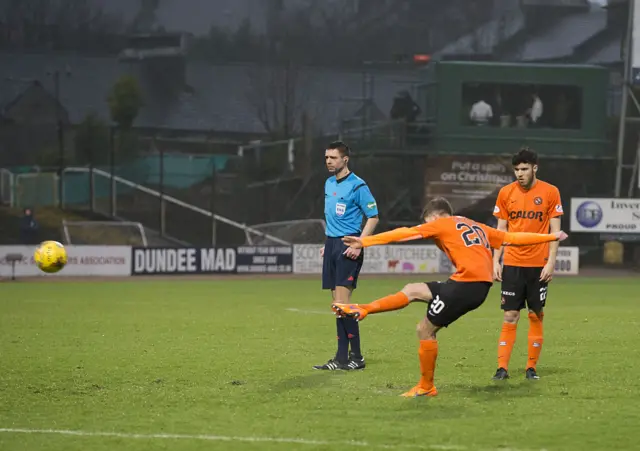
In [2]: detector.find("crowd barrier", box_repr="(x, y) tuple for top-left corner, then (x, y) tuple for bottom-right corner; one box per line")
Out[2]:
(0, 245), (580, 277)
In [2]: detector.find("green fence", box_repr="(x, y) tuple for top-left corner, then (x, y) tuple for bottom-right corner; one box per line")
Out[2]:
(5, 153), (230, 208)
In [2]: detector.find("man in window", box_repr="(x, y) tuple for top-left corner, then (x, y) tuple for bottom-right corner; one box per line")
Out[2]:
(470, 98), (493, 126)
(527, 93), (543, 127)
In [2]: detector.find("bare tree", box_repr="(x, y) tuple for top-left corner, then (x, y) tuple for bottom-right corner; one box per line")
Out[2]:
(130, 0), (160, 33)
(311, 0), (359, 35)
(265, 0), (363, 64)
(245, 62), (309, 139)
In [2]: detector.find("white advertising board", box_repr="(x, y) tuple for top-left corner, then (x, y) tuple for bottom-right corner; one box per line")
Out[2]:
(292, 244), (324, 274)
(0, 245), (132, 277)
(293, 244), (444, 274)
(294, 244), (580, 276)
(632, 0), (640, 85)
(554, 246), (579, 275)
(570, 198), (640, 233)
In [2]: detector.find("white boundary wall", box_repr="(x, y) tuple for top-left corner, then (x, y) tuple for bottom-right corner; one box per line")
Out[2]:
(0, 246), (131, 277)
(0, 244), (580, 278)
(292, 245), (580, 276)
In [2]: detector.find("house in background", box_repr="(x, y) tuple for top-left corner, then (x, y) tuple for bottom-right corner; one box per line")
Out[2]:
(0, 30), (420, 169)
(1, 80), (68, 125)
(0, 32), (417, 134)
(0, 80), (70, 166)
(0, 0), (626, 167)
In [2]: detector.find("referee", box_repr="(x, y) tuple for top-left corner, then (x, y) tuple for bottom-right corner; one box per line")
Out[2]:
(313, 141), (379, 371)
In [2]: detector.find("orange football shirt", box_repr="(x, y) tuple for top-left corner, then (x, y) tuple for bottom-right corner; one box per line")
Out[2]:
(493, 180), (563, 267)
(361, 216), (558, 283)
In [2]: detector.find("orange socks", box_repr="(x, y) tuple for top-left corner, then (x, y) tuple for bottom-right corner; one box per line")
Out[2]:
(527, 312), (544, 370)
(497, 322), (517, 370)
(418, 339), (438, 390)
(362, 292), (409, 314)
(497, 313), (544, 372)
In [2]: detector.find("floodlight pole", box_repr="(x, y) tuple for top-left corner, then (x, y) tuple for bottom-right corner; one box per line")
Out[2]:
(615, 0), (640, 198)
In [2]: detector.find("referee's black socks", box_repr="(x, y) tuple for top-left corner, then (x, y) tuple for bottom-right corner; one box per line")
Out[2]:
(343, 317), (362, 360)
(335, 318), (350, 363)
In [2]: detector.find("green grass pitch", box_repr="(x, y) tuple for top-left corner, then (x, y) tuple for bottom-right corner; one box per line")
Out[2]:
(1, 275), (639, 451)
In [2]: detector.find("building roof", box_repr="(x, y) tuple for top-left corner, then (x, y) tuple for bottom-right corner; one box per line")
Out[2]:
(435, 7), (526, 57)
(585, 35), (623, 65)
(436, 60), (607, 70)
(0, 53), (420, 133)
(505, 7), (607, 61)
(0, 79), (35, 114)
(434, 1), (621, 65)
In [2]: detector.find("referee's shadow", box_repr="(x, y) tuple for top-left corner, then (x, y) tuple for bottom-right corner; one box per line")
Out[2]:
(271, 370), (348, 393)
(271, 358), (386, 394)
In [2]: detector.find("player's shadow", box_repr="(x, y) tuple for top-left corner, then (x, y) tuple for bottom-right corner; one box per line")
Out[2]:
(446, 381), (541, 401)
(271, 372), (344, 393)
(537, 366), (571, 376)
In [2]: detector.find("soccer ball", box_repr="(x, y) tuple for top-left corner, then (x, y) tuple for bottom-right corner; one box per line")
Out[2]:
(34, 241), (68, 274)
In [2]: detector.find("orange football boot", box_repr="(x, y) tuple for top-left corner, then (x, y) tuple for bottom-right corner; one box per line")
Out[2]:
(400, 385), (438, 398)
(331, 303), (368, 321)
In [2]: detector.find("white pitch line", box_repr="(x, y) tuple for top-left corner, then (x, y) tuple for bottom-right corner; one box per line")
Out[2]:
(0, 428), (462, 450)
(0, 428), (547, 451)
(285, 308), (330, 315)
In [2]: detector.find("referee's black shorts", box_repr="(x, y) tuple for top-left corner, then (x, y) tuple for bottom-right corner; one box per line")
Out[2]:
(322, 236), (364, 290)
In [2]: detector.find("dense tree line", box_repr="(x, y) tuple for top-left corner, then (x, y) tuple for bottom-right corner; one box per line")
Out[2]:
(0, 0), (125, 53)
(0, 0), (492, 65)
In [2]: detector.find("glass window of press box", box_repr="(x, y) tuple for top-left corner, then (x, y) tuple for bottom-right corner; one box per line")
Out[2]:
(416, 83), (437, 123)
(461, 83), (582, 130)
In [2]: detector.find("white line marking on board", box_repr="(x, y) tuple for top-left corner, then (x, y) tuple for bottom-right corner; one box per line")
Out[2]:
(0, 428), (548, 451)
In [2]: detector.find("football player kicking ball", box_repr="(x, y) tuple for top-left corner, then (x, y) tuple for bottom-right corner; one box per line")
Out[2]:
(331, 197), (567, 398)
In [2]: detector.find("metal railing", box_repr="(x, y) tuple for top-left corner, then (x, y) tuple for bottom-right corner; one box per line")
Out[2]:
(237, 138), (298, 172)
(62, 219), (149, 247)
(244, 219), (326, 245)
(61, 167), (291, 246)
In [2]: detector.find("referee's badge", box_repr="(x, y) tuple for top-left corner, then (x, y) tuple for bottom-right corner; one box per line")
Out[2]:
(336, 203), (346, 216)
